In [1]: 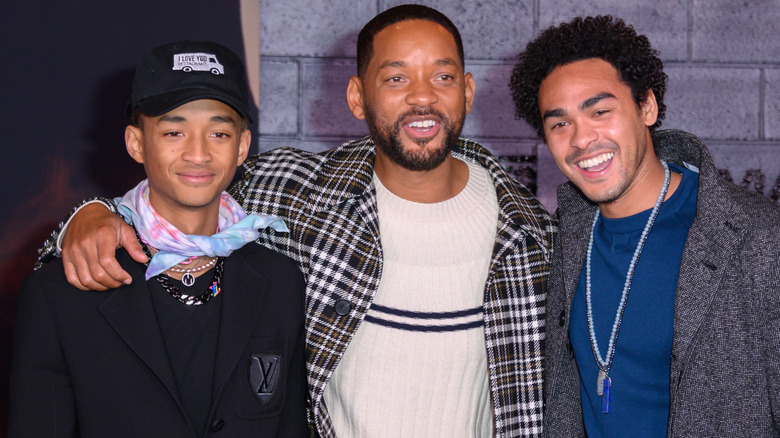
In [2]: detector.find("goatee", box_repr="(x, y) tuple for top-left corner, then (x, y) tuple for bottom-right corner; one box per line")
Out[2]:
(365, 106), (464, 171)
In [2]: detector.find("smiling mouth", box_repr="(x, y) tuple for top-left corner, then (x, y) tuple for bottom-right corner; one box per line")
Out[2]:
(178, 172), (216, 183)
(407, 119), (437, 131)
(577, 152), (614, 171)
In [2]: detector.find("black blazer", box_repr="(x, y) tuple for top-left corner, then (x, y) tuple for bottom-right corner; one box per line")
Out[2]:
(9, 243), (308, 437)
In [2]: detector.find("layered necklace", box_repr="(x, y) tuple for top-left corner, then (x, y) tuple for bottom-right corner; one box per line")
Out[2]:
(585, 161), (670, 414)
(138, 235), (224, 306)
(167, 256), (217, 287)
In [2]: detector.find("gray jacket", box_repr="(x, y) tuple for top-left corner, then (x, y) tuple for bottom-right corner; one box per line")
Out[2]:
(543, 129), (780, 437)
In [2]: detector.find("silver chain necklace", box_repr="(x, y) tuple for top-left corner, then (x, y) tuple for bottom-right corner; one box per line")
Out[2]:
(137, 233), (224, 306)
(585, 161), (670, 414)
(156, 258), (224, 305)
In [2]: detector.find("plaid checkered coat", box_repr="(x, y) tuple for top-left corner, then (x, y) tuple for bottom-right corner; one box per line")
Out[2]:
(230, 136), (555, 437)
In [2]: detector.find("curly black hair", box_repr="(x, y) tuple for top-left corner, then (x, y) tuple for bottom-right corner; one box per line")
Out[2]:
(509, 15), (667, 139)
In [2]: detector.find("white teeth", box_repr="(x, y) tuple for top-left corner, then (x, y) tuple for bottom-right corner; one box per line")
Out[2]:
(408, 120), (436, 128)
(577, 152), (614, 170)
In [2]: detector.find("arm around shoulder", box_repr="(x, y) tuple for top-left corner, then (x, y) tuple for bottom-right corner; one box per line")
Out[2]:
(58, 200), (145, 291)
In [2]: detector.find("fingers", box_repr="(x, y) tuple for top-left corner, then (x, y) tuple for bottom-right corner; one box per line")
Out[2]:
(61, 203), (133, 291)
(62, 254), (91, 291)
(121, 225), (149, 265)
(62, 225), (127, 291)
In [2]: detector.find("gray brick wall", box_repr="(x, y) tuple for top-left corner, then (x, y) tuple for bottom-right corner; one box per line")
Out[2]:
(257, 0), (780, 210)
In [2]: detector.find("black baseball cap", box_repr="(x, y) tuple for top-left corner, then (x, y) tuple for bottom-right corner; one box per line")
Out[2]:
(128, 40), (254, 122)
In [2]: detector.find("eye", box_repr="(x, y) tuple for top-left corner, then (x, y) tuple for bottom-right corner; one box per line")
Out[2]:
(212, 132), (230, 139)
(437, 74), (454, 81)
(163, 131), (183, 137)
(593, 109), (609, 117)
(549, 121), (568, 130)
(386, 76), (404, 83)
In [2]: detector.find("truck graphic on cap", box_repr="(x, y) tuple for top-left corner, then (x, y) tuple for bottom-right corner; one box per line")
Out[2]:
(172, 52), (224, 75)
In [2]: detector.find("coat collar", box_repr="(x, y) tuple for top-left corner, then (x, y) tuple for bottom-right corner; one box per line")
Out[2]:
(303, 135), (553, 255)
(98, 251), (183, 413)
(212, 245), (267, 397)
(99, 247), (268, 433)
(652, 130), (750, 365)
(555, 129), (753, 362)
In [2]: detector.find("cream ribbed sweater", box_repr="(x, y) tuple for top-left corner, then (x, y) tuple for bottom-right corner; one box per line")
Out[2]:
(322, 160), (499, 437)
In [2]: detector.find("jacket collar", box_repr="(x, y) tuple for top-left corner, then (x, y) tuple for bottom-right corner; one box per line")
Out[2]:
(557, 129), (741, 216)
(652, 130), (751, 367)
(303, 135), (553, 254)
(98, 251), (183, 416)
(99, 247), (268, 434)
(555, 129), (755, 363)
(556, 128), (756, 240)
(212, 245), (267, 397)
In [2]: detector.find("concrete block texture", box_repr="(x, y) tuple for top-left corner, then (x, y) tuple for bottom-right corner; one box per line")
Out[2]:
(764, 69), (780, 140)
(708, 143), (780, 200)
(260, 0), (376, 56)
(301, 60), (368, 138)
(536, 143), (571, 212)
(463, 63), (536, 140)
(259, 61), (299, 135)
(693, 0), (780, 63)
(385, 0), (535, 60)
(663, 66), (760, 140)
(538, 0), (688, 61)
(256, 0), (779, 204)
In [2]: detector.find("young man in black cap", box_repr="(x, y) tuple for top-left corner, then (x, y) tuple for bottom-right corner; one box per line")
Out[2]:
(9, 40), (308, 437)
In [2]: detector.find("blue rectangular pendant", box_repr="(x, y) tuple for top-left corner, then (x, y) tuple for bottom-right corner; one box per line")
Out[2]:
(601, 377), (611, 413)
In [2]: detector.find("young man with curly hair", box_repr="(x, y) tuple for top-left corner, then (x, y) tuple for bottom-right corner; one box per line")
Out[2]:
(510, 15), (780, 437)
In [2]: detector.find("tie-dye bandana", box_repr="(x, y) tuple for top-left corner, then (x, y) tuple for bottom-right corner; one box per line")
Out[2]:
(117, 179), (288, 280)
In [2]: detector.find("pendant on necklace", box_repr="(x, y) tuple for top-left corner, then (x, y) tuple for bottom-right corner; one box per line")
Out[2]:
(601, 376), (612, 413)
(182, 272), (195, 287)
(597, 369), (607, 396)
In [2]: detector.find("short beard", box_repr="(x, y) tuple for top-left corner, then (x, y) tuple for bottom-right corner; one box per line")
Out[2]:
(364, 105), (464, 171)
(566, 137), (645, 205)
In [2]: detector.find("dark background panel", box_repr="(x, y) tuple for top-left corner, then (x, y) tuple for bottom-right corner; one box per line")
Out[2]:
(0, 2), (247, 434)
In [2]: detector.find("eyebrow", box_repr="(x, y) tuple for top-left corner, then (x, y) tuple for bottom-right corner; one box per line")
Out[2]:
(209, 115), (238, 125)
(542, 92), (617, 121)
(581, 92), (616, 111)
(377, 57), (460, 70)
(158, 114), (186, 123)
(156, 114), (237, 125)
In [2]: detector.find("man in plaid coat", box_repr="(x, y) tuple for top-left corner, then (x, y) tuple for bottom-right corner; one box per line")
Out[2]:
(42, 5), (554, 437)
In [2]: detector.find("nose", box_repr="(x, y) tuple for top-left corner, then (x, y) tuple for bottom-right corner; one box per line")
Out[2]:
(404, 79), (438, 108)
(570, 121), (597, 150)
(181, 136), (211, 164)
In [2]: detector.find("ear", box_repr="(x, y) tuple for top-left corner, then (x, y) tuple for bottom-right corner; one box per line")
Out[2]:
(463, 72), (476, 115)
(347, 76), (366, 120)
(640, 89), (658, 127)
(236, 128), (251, 166)
(125, 125), (145, 164)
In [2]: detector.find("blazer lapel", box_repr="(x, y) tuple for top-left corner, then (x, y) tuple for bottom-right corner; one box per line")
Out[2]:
(671, 192), (745, 371)
(212, 249), (266, 397)
(98, 262), (180, 405)
(557, 184), (596, 307)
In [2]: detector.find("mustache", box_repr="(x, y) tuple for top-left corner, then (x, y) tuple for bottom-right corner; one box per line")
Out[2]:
(565, 142), (618, 165)
(394, 107), (448, 128)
